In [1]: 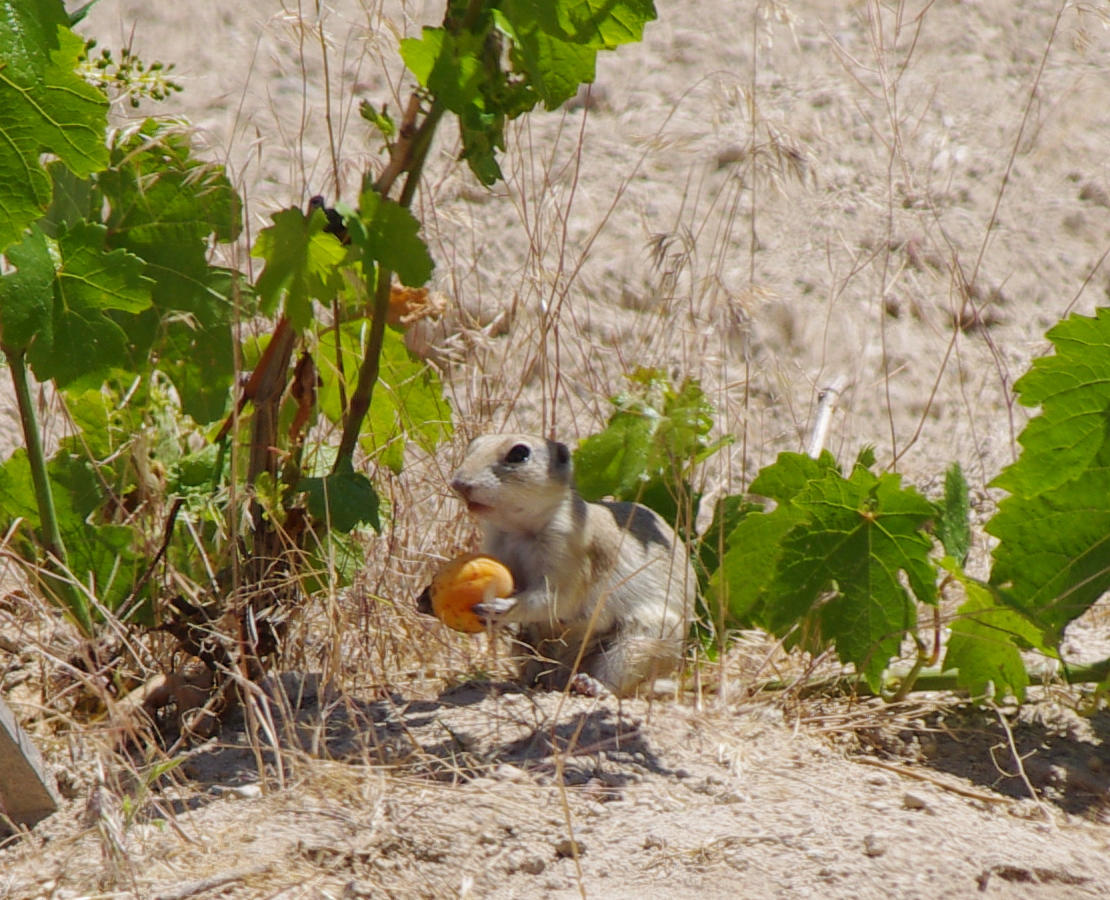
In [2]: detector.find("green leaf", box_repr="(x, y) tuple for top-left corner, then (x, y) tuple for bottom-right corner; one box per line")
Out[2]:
(101, 122), (243, 323)
(345, 188), (434, 287)
(941, 560), (1045, 702)
(318, 322), (452, 472)
(0, 449), (40, 525)
(169, 443), (225, 495)
(778, 469), (937, 691)
(0, 447), (104, 542)
(400, 25), (516, 184)
(251, 205), (346, 329)
(63, 520), (147, 620)
(67, 1), (99, 27)
(298, 529), (363, 595)
(992, 308), (1110, 498)
(0, 225), (55, 350)
(298, 461), (380, 533)
(988, 452), (1110, 644)
(499, 0), (658, 108)
(936, 462), (971, 563)
(696, 495), (755, 594)
(740, 457), (938, 693)
(574, 369), (722, 508)
(708, 501), (804, 625)
(159, 310), (235, 423)
(458, 110), (506, 185)
(747, 450), (839, 504)
(64, 386), (118, 459)
(17, 221), (153, 385)
(853, 445), (876, 472)
(574, 408), (657, 500)
(401, 27), (486, 115)
(359, 100), (395, 139)
(48, 451), (103, 520)
(986, 308), (1110, 645)
(0, 0), (108, 250)
(41, 160), (95, 236)
(103, 122), (240, 245)
(398, 1), (655, 184)
(498, 9), (597, 109)
(523, 0), (658, 48)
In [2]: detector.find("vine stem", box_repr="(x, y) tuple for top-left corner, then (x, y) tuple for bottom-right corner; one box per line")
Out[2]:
(334, 100), (444, 470)
(3, 346), (90, 633)
(757, 657), (1110, 699)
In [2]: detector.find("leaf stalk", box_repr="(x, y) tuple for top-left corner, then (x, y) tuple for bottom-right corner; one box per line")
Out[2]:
(2, 345), (91, 633)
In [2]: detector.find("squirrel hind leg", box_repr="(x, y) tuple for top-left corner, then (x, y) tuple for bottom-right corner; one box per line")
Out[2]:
(579, 634), (683, 698)
(520, 633), (683, 698)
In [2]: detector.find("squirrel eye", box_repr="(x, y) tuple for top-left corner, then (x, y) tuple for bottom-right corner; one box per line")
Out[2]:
(504, 443), (531, 464)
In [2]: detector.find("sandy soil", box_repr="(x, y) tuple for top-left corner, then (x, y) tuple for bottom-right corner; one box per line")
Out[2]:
(3, 0), (1110, 897)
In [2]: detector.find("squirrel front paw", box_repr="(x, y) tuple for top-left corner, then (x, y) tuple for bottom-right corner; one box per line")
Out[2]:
(472, 595), (517, 624)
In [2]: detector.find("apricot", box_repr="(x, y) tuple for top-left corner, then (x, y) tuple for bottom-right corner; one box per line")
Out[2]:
(418, 553), (513, 633)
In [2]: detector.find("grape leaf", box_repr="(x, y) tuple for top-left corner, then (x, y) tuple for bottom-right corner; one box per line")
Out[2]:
(748, 450), (838, 504)
(574, 369), (720, 503)
(343, 188), (434, 288)
(298, 528), (364, 595)
(0, 0), (108, 250)
(159, 303), (236, 423)
(101, 121), (242, 309)
(522, 0), (658, 48)
(401, 1), (657, 182)
(62, 520), (147, 620)
(988, 451), (1110, 643)
(298, 461), (380, 533)
(371, 325), (453, 462)
(317, 322), (452, 473)
(48, 451), (103, 520)
(41, 159), (95, 236)
(709, 451), (854, 628)
(0, 448), (102, 541)
(940, 561), (1045, 701)
(359, 100), (395, 139)
(695, 495), (753, 593)
(0, 225), (55, 350)
(252, 206), (346, 330)
(987, 308), (1110, 644)
(0, 450), (40, 525)
(401, 25), (511, 184)
(401, 27), (486, 117)
(992, 307), (1110, 498)
(774, 468), (937, 690)
(499, 0), (657, 107)
(574, 407), (657, 500)
(8, 221), (153, 385)
(497, 10), (596, 108)
(53, 220), (149, 312)
(729, 453), (937, 692)
(707, 501), (804, 624)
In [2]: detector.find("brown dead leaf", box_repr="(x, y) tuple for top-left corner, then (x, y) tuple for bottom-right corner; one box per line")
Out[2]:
(389, 284), (448, 326)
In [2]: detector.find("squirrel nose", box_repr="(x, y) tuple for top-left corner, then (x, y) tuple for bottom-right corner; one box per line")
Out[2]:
(450, 476), (470, 499)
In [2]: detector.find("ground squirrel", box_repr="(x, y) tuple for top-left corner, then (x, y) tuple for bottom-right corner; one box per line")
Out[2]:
(449, 433), (695, 697)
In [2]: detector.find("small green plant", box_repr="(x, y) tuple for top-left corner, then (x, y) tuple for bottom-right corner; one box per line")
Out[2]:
(573, 368), (729, 527)
(583, 310), (1110, 706)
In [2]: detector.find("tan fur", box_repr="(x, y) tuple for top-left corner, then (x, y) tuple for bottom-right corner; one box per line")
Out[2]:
(450, 433), (694, 696)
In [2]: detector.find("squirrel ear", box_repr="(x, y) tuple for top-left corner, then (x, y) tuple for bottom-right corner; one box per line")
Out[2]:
(553, 441), (571, 467)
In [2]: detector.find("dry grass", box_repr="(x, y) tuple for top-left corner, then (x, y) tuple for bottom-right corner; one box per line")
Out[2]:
(4, 0), (1110, 896)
